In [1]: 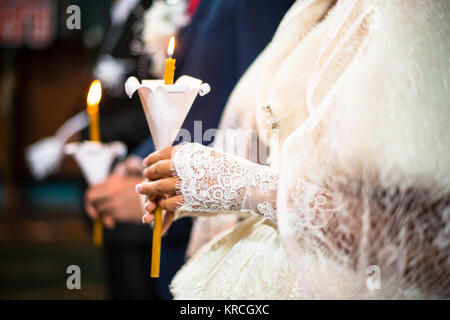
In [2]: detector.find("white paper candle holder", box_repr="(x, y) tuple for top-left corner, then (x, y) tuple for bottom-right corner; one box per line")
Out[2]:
(64, 141), (127, 186)
(125, 75), (210, 150)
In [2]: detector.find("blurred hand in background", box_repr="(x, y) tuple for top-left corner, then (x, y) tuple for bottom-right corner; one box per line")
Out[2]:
(85, 156), (155, 228)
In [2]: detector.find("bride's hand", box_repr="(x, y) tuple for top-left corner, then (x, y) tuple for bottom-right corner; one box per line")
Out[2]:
(142, 200), (175, 235)
(137, 146), (184, 231)
(136, 146), (178, 197)
(141, 194), (183, 234)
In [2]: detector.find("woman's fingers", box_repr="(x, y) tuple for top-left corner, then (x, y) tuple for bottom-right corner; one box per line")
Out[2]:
(162, 210), (174, 236)
(142, 212), (154, 224)
(143, 146), (174, 167)
(141, 210), (173, 235)
(145, 200), (156, 213)
(142, 199), (156, 224)
(143, 159), (173, 181)
(136, 177), (177, 196)
(159, 195), (184, 212)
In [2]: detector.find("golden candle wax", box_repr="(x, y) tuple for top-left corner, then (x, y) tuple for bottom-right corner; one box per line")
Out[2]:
(87, 80), (102, 142)
(163, 36), (176, 85)
(151, 36), (176, 277)
(86, 79), (103, 247)
(151, 207), (163, 277)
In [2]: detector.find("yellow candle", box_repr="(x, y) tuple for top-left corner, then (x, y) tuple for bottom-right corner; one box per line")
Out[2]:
(87, 80), (102, 142)
(88, 111), (100, 142)
(92, 219), (103, 247)
(86, 79), (103, 247)
(151, 206), (163, 277)
(150, 36), (177, 277)
(163, 36), (176, 85)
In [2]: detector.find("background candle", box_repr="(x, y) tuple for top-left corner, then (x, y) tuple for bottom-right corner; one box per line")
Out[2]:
(86, 80), (102, 142)
(86, 79), (103, 247)
(163, 36), (176, 85)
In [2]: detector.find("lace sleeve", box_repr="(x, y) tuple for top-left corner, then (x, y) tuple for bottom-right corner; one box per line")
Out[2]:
(171, 143), (279, 222)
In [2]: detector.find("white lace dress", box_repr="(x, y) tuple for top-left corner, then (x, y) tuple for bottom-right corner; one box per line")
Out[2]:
(169, 0), (450, 299)
(170, 143), (296, 299)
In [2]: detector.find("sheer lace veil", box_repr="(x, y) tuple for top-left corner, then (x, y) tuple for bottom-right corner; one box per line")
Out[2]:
(278, 0), (450, 298)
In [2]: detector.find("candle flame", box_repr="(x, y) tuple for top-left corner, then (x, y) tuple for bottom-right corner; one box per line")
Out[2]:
(87, 80), (102, 108)
(167, 36), (175, 57)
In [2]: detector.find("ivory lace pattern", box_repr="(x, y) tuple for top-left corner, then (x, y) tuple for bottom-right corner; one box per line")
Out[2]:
(277, 0), (450, 298)
(172, 143), (278, 223)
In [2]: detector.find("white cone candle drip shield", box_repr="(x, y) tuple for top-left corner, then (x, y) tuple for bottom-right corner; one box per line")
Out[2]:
(125, 75), (210, 150)
(65, 141), (127, 185)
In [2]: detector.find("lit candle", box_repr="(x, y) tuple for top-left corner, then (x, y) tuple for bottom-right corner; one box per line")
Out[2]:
(87, 80), (102, 142)
(163, 36), (176, 85)
(151, 36), (176, 278)
(86, 79), (103, 247)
